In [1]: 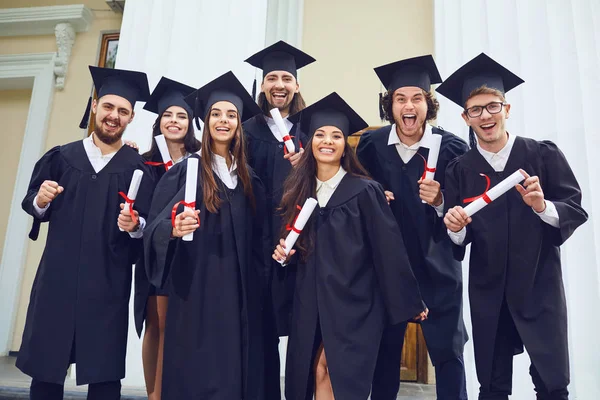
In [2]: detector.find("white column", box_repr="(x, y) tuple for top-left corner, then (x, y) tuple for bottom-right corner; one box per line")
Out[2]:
(434, 1), (600, 399)
(115, 0), (304, 387)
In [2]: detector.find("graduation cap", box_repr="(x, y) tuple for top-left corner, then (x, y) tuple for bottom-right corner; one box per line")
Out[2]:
(289, 92), (368, 137)
(373, 55), (442, 120)
(80, 66), (150, 129)
(143, 77), (195, 117)
(436, 53), (524, 147)
(184, 71), (261, 129)
(244, 40), (316, 98)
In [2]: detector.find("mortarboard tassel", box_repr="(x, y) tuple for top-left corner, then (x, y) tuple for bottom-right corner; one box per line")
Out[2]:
(469, 127), (477, 149)
(194, 92), (201, 130)
(79, 96), (92, 129)
(251, 78), (257, 102)
(378, 92), (385, 121)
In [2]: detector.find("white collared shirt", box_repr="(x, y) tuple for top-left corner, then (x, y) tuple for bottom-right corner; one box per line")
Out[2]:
(212, 153), (238, 189)
(316, 166), (347, 207)
(448, 133), (560, 245)
(266, 115), (293, 141)
(388, 124), (445, 216)
(33, 133), (146, 238)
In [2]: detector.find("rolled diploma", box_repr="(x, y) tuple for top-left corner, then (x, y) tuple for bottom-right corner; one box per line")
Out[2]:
(278, 197), (318, 265)
(119, 169), (144, 232)
(421, 134), (442, 203)
(464, 170), (526, 217)
(269, 108), (296, 153)
(182, 157), (199, 242)
(154, 134), (173, 169)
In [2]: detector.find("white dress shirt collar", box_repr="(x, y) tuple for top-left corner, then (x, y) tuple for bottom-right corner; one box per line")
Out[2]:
(388, 124), (433, 163)
(316, 166), (347, 207)
(476, 132), (516, 172)
(212, 153), (238, 189)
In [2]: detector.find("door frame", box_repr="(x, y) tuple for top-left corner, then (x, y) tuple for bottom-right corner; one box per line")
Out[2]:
(0, 53), (56, 355)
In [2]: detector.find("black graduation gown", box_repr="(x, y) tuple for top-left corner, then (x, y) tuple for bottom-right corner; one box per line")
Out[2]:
(16, 141), (154, 385)
(444, 136), (588, 391)
(143, 154), (269, 400)
(356, 125), (469, 363)
(133, 151), (169, 336)
(284, 174), (425, 400)
(244, 114), (307, 336)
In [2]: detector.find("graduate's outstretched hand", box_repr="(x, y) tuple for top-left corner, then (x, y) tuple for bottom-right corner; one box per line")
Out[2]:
(124, 140), (139, 152)
(418, 178), (442, 206)
(171, 209), (201, 238)
(515, 169), (546, 213)
(444, 206), (472, 233)
(384, 190), (395, 204)
(118, 203), (140, 232)
(273, 238), (296, 264)
(284, 147), (304, 168)
(413, 307), (429, 322)
(36, 180), (64, 208)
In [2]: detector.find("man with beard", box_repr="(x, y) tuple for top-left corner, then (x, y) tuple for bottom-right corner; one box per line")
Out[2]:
(16, 66), (155, 400)
(357, 55), (469, 400)
(243, 41), (315, 400)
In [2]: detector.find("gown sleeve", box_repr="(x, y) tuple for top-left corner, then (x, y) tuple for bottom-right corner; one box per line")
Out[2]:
(359, 181), (426, 325)
(21, 146), (62, 240)
(538, 141), (588, 245)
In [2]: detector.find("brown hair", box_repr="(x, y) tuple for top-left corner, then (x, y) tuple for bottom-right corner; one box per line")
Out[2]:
(278, 137), (370, 260)
(381, 88), (439, 124)
(200, 110), (255, 214)
(257, 91), (307, 117)
(463, 86), (506, 108)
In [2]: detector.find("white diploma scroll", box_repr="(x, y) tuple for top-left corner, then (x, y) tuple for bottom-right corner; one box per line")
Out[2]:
(269, 108), (296, 153)
(421, 133), (442, 203)
(182, 157), (199, 242)
(464, 170), (526, 217)
(154, 134), (173, 170)
(278, 197), (318, 265)
(119, 169), (144, 232)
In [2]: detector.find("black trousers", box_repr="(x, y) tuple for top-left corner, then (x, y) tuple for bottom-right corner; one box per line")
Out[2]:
(478, 301), (569, 400)
(371, 322), (467, 400)
(30, 379), (121, 400)
(263, 304), (282, 400)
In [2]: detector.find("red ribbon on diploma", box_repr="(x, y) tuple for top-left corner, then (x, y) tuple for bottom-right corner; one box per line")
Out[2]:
(416, 153), (436, 181)
(118, 192), (139, 226)
(286, 204), (303, 233)
(463, 173), (492, 204)
(145, 160), (174, 171)
(282, 137), (303, 155)
(171, 201), (200, 228)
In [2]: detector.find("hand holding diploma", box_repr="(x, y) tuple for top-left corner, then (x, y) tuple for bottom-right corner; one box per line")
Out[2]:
(418, 178), (442, 206)
(273, 238), (297, 265)
(515, 170), (546, 213)
(171, 157), (200, 241)
(118, 169), (143, 232)
(36, 180), (64, 208)
(273, 197), (318, 265)
(171, 209), (201, 238)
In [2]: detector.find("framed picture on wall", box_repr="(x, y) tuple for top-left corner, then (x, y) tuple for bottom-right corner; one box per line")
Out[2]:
(87, 32), (120, 135)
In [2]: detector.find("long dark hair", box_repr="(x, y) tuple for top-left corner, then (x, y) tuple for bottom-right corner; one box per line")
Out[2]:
(200, 110), (255, 214)
(257, 91), (307, 117)
(278, 136), (369, 260)
(142, 112), (201, 160)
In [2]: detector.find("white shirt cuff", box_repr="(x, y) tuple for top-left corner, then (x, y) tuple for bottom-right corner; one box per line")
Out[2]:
(533, 200), (560, 228)
(128, 216), (146, 239)
(32, 197), (50, 218)
(447, 227), (467, 246)
(432, 195), (445, 218)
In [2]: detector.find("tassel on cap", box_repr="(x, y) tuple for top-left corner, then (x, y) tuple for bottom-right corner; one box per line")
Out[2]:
(194, 92), (201, 130)
(251, 78), (257, 102)
(378, 92), (385, 121)
(469, 127), (477, 149)
(79, 96), (92, 129)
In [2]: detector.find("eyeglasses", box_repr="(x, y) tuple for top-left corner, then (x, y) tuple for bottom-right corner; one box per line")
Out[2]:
(464, 102), (507, 118)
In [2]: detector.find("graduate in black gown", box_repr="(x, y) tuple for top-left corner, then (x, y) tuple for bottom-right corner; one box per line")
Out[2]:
(243, 41), (315, 400)
(17, 66), (154, 400)
(133, 77), (200, 400)
(437, 53), (588, 400)
(357, 55), (469, 400)
(273, 93), (427, 400)
(144, 71), (270, 400)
